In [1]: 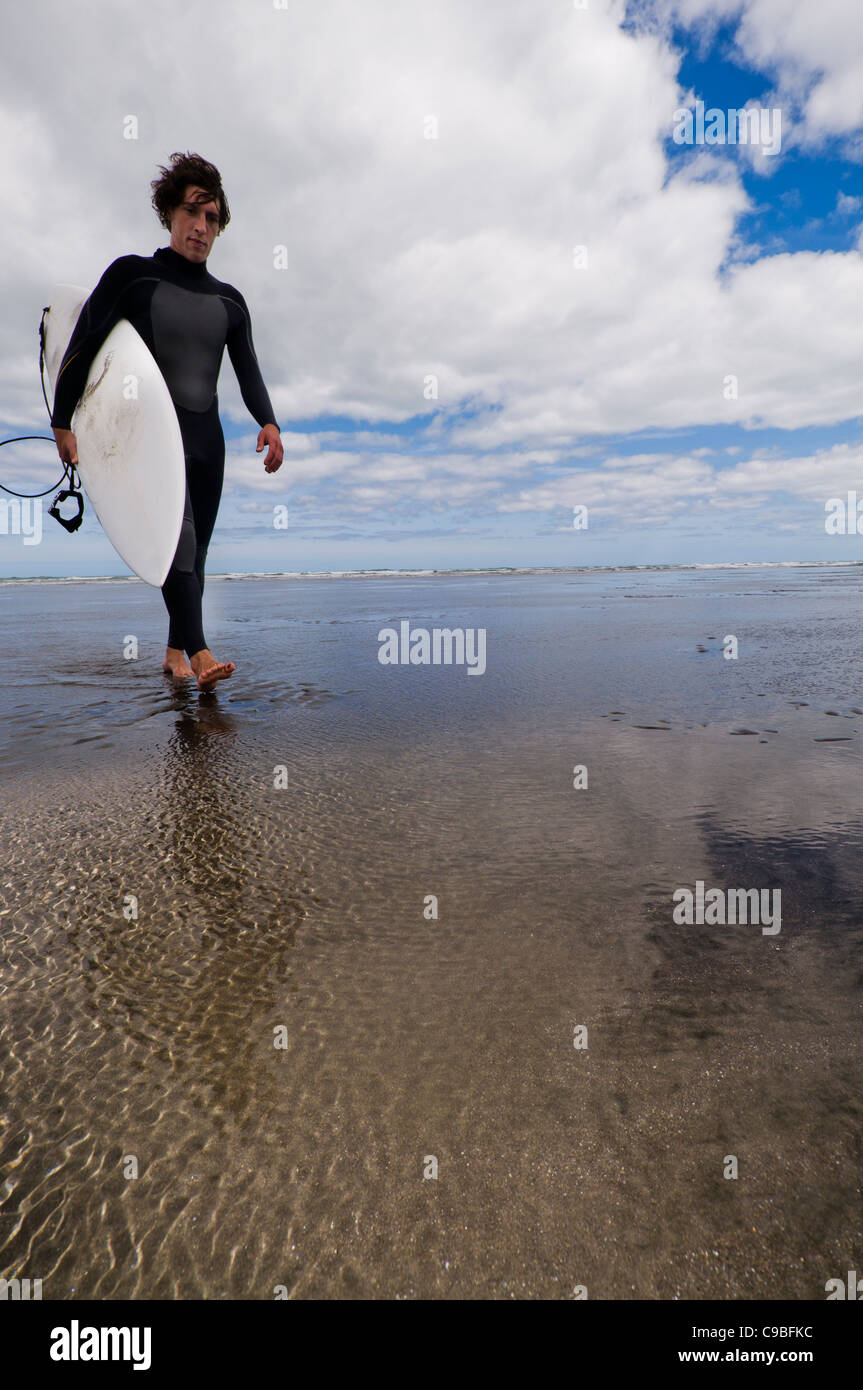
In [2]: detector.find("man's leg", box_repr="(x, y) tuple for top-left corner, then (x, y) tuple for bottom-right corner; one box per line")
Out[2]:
(161, 476), (204, 675)
(184, 446), (234, 689)
(163, 423), (234, 691)
(187, 445), (221, 622)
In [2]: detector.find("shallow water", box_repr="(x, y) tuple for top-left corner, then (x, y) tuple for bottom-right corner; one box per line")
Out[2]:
(1, 566), (862, 1297)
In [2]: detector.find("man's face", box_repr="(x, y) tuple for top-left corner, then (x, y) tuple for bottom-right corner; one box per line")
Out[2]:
(169, 184), (221, 262)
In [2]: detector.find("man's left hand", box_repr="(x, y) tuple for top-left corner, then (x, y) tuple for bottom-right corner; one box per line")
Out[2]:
(257, 423), (284, 473)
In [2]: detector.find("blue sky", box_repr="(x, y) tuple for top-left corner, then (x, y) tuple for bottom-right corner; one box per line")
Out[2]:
(668, 18), (861, 258)
(1, 0), (862, 578)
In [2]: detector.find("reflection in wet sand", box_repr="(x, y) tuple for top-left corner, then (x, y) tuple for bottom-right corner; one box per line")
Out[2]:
(2, 568), (863, 1297)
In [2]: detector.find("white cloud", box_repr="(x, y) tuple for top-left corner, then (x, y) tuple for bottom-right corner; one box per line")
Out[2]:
(653, 0), (863, 146)
(484, 441), (863, 523)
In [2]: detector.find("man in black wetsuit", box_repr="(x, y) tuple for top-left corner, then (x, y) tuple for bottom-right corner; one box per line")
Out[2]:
(51, 151), (283, 691)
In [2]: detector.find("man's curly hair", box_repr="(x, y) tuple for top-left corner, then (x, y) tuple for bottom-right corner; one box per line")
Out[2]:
(150, 151), (231, 233)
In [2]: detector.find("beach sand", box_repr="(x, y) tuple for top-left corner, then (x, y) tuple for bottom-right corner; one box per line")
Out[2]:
(1, 565), (862, 1298)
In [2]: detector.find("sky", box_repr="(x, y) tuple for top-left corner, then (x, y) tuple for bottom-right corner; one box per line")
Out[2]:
(0, 0), (861, 578)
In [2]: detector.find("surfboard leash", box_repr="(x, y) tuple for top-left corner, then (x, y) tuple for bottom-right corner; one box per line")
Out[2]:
(0, 307), (85, 531)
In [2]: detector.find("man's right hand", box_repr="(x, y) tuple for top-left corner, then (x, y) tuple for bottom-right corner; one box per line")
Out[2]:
(53, 428), (78, 466)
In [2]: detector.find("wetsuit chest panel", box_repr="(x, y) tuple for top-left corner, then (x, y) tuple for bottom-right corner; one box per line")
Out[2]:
(150, 280), (229, 412)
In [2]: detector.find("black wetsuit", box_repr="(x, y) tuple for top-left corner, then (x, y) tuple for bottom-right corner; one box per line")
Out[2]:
(50, 246), (279, 657)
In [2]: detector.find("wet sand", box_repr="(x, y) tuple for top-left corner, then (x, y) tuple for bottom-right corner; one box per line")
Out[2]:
(1, 566), (862, 1298)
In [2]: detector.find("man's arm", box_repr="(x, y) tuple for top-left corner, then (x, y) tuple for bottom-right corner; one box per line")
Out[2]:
(50, 256), (139, 431)
(225, 288), (283, 472)
(224, 288), (280, 432)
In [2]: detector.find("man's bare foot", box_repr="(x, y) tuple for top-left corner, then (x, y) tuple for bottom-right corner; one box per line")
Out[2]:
(190, 648), (235, 692)
(163, 646), (194, 679)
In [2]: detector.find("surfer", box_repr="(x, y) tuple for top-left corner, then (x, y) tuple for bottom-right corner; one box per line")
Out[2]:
(50, 151), (284, 691)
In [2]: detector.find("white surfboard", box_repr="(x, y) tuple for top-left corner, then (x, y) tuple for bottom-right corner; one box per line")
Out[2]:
(44, 284), (185, 587)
